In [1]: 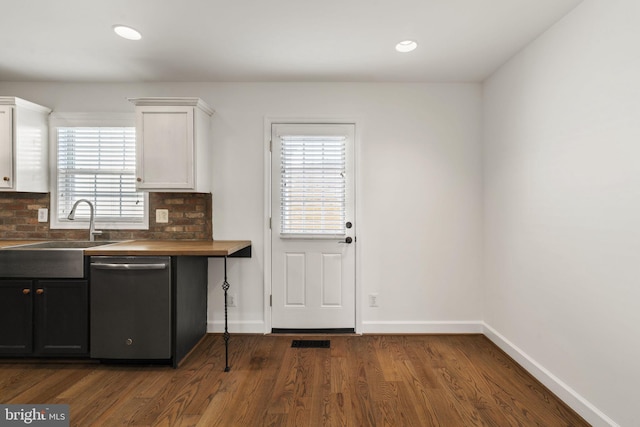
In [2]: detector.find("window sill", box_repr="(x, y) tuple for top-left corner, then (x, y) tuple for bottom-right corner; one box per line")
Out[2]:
(51, 219), (149, 231)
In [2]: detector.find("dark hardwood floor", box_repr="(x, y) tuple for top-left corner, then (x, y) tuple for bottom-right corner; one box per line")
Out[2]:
(0, 334), (589, 426)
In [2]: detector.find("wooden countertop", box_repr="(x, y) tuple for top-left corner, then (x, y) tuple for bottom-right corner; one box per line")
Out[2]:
(0, 240), (251, 257)
(84, 240), (252, 257)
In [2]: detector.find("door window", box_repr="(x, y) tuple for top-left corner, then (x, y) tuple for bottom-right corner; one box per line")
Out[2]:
(280, 135), (346, 237)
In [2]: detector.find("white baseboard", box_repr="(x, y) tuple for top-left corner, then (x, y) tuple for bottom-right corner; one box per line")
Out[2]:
(361, 320), (484, 334)
(207, 320), (265, 334)
(208, 320), (484, 335)
(482, 323), (618, 427)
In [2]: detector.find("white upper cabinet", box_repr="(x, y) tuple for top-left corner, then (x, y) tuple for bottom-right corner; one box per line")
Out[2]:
(0, 97), (51, 192)
(128, 97), (214, 192)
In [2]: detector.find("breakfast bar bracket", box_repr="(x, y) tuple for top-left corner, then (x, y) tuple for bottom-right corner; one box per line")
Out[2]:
(229, 245), (251, 258)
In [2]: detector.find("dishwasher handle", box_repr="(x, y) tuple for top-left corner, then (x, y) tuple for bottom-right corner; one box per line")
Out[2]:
(91, 262), (168, 271)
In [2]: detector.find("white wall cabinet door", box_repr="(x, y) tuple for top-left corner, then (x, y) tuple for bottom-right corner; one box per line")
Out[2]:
(0, 105), (13, 189)
(130, 98), (213, 192)
(136, 106), (194, 190)
(0, 98), (51, 192)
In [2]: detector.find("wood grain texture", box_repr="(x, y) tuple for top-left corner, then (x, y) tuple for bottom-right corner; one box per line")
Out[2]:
(0, 334), (589, 427)
(0, 239), (251, 256)
(84, 240), (252, 256)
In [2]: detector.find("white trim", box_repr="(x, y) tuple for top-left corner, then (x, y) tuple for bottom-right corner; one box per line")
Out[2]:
(482, 323), (619, 427)
(0, 96), (51, 114)
(263, 116), (364, 335)
(207, 320), (265, 334)
(49, 112), (135, 127)
(127, 97), (215, 116)
(362, 321), (485, 334)
(263, 118), (273, 334)
(48, 112), (149, 230)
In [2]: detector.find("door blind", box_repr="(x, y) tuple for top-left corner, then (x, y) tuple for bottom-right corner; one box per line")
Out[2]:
(57, 127), (144, 222)
(280, 135), (346, 236)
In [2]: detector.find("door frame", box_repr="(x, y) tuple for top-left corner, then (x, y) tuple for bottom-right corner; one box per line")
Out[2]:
(263, 116), (364, 334)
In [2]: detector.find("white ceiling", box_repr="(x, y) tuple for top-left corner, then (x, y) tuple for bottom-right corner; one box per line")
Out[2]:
(0, 0), (582, 83)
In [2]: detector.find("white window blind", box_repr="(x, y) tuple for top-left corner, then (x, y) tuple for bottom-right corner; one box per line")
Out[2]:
(280, 135), (346, 236)
(57, 127), (144, 222)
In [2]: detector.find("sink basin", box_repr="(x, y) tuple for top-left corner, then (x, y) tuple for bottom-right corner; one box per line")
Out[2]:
(8, 241), (118, 250)
(0, 241), (120, 278)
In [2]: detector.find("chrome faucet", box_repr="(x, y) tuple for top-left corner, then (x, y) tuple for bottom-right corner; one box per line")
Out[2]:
(67, 199), (102, 241)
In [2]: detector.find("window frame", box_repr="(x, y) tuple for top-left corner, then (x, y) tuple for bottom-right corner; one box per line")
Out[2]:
(49, 113), (149, 230)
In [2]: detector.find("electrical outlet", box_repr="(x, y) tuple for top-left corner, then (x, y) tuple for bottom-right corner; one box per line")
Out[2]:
(156, 209), (169, 223)
(369, 293), (379, 307)
(227, 293), (237, 307)
(37, 208), (48, 223)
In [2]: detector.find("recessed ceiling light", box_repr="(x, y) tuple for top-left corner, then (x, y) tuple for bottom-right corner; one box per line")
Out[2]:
(395, 40), (418, 53)
(113, 25), (142, 41)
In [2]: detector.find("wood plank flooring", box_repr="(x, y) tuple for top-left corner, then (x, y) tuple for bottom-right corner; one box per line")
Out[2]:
(0, 334), (589, 426)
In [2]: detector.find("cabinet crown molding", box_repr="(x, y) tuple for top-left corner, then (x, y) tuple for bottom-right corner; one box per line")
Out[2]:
(0, 97), (52, 114)
(127, 97), (214, 116)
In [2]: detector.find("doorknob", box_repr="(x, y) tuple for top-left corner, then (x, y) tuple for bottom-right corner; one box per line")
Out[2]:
(339, 237), (353, 244)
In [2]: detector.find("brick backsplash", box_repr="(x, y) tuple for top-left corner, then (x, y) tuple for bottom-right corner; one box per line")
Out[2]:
(0, 192), (212, 241)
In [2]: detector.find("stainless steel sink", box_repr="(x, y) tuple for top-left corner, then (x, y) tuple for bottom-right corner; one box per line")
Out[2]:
(0, 241), (119, 278)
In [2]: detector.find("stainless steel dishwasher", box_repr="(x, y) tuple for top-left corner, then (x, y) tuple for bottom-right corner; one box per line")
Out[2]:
(90, 256), (171, 360)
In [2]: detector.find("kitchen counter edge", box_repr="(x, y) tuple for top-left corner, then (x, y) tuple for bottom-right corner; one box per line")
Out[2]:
(0, 240), (252, 257)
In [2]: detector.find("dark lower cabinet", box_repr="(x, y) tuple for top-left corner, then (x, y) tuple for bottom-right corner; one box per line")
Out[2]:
(34, 280), (88, 355)
(0, 280), (33, 354)
(1, 255), (207, 365)
(0, 279), (88, 357)
(89, 256), (208, 367)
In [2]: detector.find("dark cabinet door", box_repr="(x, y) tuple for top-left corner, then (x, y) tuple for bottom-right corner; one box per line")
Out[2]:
(34, 280), (88, 355)
(0, 280), (33, 354)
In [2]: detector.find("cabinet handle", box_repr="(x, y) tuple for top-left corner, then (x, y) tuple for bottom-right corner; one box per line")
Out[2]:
(36, 288), (44, 295)
(22, 288), (30, 295)
(2, 176), (9, 182)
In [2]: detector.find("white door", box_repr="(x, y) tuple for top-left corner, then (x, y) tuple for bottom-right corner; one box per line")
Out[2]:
(271, 123), (356, 330)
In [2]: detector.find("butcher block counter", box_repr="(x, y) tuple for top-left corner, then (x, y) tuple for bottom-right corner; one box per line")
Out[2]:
(84, 239), (252, 257)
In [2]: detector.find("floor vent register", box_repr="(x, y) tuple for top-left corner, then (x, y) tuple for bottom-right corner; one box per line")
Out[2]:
(291, 340), (331, 349)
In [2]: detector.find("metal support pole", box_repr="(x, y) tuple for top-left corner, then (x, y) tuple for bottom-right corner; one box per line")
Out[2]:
(222, 256), (231, 372)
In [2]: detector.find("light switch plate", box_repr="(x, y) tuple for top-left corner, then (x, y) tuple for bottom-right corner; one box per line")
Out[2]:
(38, 208), (48, 223)
(156, 209), (169, 223)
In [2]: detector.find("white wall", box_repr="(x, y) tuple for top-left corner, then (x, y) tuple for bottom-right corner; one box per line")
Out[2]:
(483, 1), (640, 426)
(0, 81), (484, 333)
